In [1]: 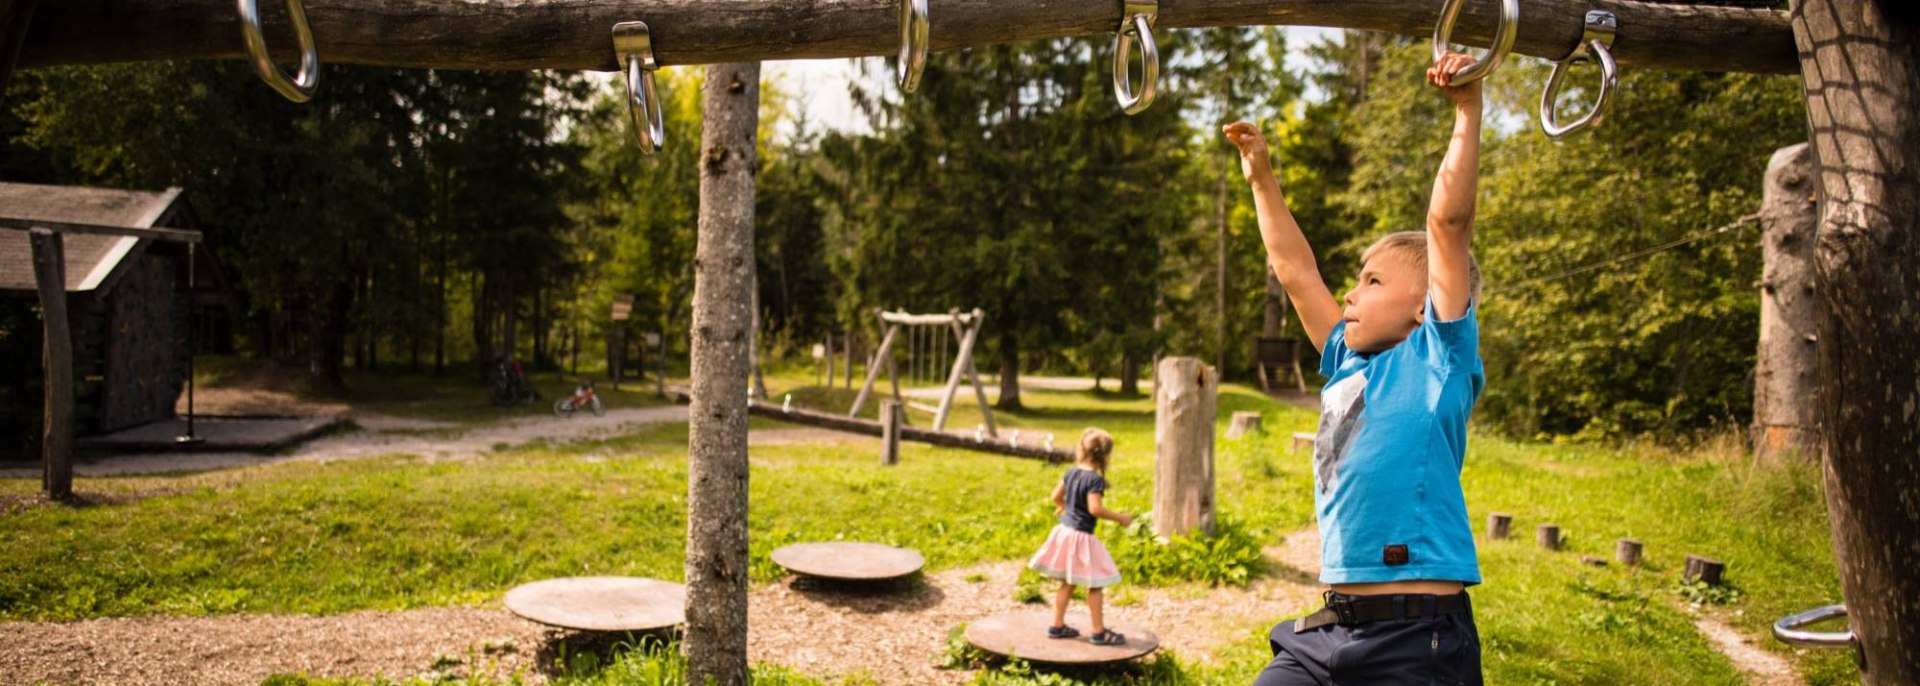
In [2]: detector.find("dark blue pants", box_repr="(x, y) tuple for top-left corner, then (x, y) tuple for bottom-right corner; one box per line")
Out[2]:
(1252, 593), (1483, 686)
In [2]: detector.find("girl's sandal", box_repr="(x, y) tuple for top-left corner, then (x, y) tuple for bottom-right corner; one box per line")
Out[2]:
(1090, 629), (1127, 645)
(1047, 625), (1081, 639)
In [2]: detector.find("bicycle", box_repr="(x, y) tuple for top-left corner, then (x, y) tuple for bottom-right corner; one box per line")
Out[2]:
(554, 379), (605, 417)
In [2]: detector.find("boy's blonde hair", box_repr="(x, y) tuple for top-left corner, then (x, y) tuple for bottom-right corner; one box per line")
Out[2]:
(1077, 428), (1115, 474)
(1361, 231), (1483, 304)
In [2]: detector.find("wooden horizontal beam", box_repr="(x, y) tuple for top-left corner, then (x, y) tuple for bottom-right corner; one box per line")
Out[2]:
(0, 217), (203, 243)
(18, 0), (1797, 75)
(675, 389), (1071, 462)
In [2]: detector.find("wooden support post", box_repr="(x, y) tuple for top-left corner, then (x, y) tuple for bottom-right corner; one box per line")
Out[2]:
(1487, 513), (1513, 540)
(1616, 538), (1643, 566)
(1153, 357), (1217, 539)
(1537, 524), (1562, 551)
(1685, 555), (1725, 587)
(1753, 142), (1820, 461)
(880, 399), (902, 466)
(1226, 411), (1262, 439)
(847, 320), (898, 418)
(29, 228), (72, 501)
(933, 309), (984, 432)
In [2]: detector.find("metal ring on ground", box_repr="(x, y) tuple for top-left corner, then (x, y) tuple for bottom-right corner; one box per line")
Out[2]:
(1540, 11), (1619, 139)
(614, 21), (665, 155)
(1773, 604), (1856, 648)
(1112, 0), (1158, 115)
(1431, 0), (1519, 86)
(236, 0), (320, 102)
(897, 0), (929, 93)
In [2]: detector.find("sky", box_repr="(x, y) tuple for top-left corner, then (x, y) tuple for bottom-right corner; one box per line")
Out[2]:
(758, 26), (1344, 143)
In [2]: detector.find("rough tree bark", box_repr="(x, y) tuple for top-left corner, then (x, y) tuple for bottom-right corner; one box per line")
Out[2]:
(1752, 142), (1821, 462)
(684, 61), (759, 686)
(18, 0), (1798, 74)
(1789, 1), (1920, 682)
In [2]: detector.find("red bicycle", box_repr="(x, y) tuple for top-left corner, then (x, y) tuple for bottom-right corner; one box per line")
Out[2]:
(553, 380), (606, 417)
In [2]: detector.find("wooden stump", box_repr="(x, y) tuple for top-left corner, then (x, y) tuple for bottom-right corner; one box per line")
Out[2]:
(1616, 538), (1643, 566)
(1487, 513), (1513, 540)
(880, 399), (902, 466)
(1226, 411), (1263, 439)
(1537, 524), (1562, 551)
(1290, 431), (1315, 454)
(1685, 555), (1725, 587)
(1154, 357), (1217, 539)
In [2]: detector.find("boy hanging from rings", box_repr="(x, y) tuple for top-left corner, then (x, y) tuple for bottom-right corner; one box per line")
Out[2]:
(1223, 50), (1489, 685)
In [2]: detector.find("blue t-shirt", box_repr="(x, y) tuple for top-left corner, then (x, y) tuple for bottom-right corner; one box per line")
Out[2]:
(1058, 467), (1108, 533)
(1313, 296), (1484, 585)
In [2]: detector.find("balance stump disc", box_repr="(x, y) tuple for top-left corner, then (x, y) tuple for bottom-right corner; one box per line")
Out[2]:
(503, 576), (686, 631)
(770, 542), (925, 580)
(965, 610), (1159, 665)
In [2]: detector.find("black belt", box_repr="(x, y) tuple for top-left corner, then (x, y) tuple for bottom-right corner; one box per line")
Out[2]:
(1294, 591), (1471, 633)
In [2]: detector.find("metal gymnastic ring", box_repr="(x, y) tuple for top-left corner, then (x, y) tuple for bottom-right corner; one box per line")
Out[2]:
(1431, 0), (1518, 85)
(236, 0), (321, 102)
(614, 21), (665, 155)
(897, 0), (930, 93)
(1112, 0), (1159, 115)
(1540, 11), (1619, 139)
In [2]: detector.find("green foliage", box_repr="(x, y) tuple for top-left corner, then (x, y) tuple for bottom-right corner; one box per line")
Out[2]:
(1107, 518), (1267, 588)
(1672, 578), (1743, 608)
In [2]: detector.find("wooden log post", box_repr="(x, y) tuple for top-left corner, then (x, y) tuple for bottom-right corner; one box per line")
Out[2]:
(1537, 524), (1562, 551)
(1685, 555), (1726, 587)
(1753, 142), (1821, 461)
(29, 228), (72, 501)
(879, 399), (901, 466)
(1617, 538), (1644, 567)
(1226, 411), (1262, 439)
(1153, 357), (1217, 539)
(683, 61), (759, 686)
(1487, 513), (1513, 540)
(1791, 3), (1920, 678)
(18, 0), (1800, 74)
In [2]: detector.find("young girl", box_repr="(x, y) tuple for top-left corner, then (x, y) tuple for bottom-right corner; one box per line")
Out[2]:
(1027, 427), (1135, 645)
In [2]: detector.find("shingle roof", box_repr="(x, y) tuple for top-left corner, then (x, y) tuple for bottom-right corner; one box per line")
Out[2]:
(0, 182), (184, 293)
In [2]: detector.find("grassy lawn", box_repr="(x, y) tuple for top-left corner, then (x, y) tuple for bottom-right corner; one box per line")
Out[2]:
(0, 365), (1856, 685)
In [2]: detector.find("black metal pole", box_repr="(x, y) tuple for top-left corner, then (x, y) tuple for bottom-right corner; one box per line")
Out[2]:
(176, 242), (202, 445)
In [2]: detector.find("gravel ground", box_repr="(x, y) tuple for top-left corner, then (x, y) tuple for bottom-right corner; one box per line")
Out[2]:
(1, 531), (1328, 686)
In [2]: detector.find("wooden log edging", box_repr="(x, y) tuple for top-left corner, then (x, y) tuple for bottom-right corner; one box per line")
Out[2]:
(20, 0), (1798, 75)
(673, 390), (1072, 462)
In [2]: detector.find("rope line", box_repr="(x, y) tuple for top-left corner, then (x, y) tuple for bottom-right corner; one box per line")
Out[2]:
(1487, 212), (1763, 297)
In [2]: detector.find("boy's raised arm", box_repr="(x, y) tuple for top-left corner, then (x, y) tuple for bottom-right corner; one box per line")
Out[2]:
(1223, 121), (1343, 353)
(1425, 52), (1483, 322)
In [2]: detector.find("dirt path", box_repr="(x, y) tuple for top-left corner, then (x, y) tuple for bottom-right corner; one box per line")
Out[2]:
(1692, 615), (1807, 686)
(0, 406), (691, 479)
(0, 534), (1328, 686)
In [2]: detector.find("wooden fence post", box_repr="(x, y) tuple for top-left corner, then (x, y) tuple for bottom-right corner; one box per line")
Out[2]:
(1753, 142), (1820, 461)
(1153, 356), (1216, 538)
(29, 228), (72, 501)
(880, 399), (901, 466)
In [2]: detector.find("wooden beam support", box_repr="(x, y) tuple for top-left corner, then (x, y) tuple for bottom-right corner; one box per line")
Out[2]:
(29, 227), (73, 501)
(0, 217), (203, 243)
(19, 0), (1798, 75)
(677, 390), (1069, 462)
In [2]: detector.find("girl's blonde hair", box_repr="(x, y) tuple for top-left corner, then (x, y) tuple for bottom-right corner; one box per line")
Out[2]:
(1076, 428), (1115, 473)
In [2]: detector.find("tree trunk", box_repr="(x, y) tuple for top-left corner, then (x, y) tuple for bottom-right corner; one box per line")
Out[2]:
(684, 60), (759, 686)
(1789, 2), (1920, 681)
(1263, 267), (1283, 338)
(1120, 350), (1140, 395)
(1215, 157), (1229, 375)
(996, 331), (1022, 411)
(473, 273), (492, 385)
(1753, 142), (1821, 461)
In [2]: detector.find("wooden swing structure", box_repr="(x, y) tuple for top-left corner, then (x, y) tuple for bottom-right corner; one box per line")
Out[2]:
(847, 308), (995, 436)
(9, 0), (1920, 682)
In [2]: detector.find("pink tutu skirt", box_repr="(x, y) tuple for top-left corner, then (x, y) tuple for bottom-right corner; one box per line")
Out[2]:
(1027, 524), (1122, 588)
